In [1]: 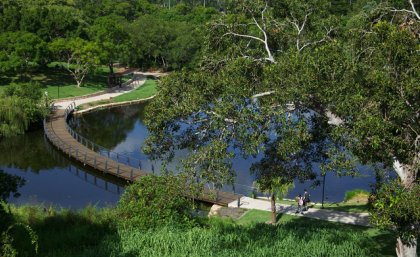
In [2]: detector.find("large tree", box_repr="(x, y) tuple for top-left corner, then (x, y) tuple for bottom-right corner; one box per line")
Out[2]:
(49, 37), (101, 87)
(144, 0), (419, 256)
(324, 16), (419, 257)
(144, 0), (339, 209)
(0, 31), (46, 74)
(88, 14), (129, 74)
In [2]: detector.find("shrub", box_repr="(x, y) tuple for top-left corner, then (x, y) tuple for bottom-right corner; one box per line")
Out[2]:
(116, 174), (193, 229)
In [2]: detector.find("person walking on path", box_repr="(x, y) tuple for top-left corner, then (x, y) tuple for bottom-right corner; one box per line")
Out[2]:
(303, 189), (310, 211)
(295, 194), (304, 214)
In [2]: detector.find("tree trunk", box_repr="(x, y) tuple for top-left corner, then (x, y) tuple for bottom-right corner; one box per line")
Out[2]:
(393, 159), (418, 257)
(270, 193), (277, 224)
(109, 60), (114, 74)
(396, 237), (417, 257)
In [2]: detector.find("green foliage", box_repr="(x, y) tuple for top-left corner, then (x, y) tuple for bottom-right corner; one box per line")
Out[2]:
(0, 31), (47, 73)
(344, 189), (370, 202)
(370, 180), (420, 245)
(0, 83), (48, 137)
(127, 15), (204, 70)
(1, 223), (38, 257)
(0, 0), (85, 41)
(92, 217), (392, 257)
(87, 14), (129, 72)
(116, 174), (193, 229)
(0, 204), (397, 257)
(49, 38), (102, 87)
(0, 171), (25, 201)
(6, 204), (115, 257)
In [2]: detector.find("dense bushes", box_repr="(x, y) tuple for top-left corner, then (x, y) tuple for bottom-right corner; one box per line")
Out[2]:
(0, 83), (48, 137)
(116, 174), (194, 229)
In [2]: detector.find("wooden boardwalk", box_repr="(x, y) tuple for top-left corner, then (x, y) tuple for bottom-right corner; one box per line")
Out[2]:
(44, 106), (240, 206)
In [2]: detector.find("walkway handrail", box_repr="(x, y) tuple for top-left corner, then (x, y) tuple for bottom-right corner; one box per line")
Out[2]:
(44, 117), (141, 181)
(63, 102), (153, 171)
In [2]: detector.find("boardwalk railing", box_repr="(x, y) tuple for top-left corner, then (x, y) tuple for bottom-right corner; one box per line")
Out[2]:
(63, 102), (156, 172)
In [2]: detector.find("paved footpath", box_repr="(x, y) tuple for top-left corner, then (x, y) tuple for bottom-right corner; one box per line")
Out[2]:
(54, 72), (148, 109)
(228, 196), (370, 227)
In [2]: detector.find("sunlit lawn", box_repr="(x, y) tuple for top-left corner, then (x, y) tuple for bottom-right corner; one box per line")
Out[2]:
(111, 79), (157, 102)
(0, 64), (110, 99)
(80, 79), (158, 110)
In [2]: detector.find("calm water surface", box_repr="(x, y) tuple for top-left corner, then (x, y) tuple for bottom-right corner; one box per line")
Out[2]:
(0, 130), (121, 208)
(1, 102), (379, 208)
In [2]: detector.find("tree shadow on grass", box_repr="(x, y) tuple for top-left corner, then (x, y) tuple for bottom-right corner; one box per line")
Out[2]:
(11, 206), (118, 257)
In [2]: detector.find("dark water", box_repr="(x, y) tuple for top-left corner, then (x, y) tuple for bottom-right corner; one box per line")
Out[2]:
(1, 102), (379, 208)
(0, 130), (121, 208)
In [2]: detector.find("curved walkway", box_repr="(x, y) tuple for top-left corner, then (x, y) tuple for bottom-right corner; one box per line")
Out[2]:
(229, 197), (370, 226)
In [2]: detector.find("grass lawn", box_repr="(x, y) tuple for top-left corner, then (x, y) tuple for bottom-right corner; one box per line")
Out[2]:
(111, 79), (157, 102)
(0, 65), (111, 99)
(79, 79), (158, 110)
(312, 202), (369, 213)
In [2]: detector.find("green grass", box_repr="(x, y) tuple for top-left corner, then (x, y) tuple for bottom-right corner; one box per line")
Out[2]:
(0, 65), (110, 99)
(313, 202), (369, 213)
(237, 209), (272, 225)
(4, 205), (396, 257)
(111, 79), (157, 102)
(344, 189), (370, 202)
(45, 84), (104, 99)
(79, 79), (158, 110)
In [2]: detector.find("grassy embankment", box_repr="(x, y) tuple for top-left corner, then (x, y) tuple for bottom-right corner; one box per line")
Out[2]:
(4, 203), (395, 257)
(78, 79), (158, 110)
(0, 63), (118, 99)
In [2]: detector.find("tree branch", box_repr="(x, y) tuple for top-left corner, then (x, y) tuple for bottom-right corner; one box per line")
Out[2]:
(390, 0), (420, 20)
(251, 91), (276, 99)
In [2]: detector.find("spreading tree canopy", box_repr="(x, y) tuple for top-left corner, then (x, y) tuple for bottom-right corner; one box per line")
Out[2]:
(144, 0), (419, 256)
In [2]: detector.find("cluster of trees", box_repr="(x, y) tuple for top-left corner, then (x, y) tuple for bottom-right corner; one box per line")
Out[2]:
(142, 0), (419, 256)
(0, 0), (220, 137)
(0, 0), (219, 79)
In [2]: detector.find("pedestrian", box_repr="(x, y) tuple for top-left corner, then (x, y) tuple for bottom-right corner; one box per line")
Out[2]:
(295, 194), (304, 214)
(303, 189), (310, 211)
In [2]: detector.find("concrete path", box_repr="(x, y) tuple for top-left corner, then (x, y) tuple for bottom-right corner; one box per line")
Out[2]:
(54, 73), (147, 109)
(228, 196), (370, 227)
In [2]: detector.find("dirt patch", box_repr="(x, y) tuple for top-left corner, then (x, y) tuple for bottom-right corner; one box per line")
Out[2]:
(208, 204), (247, 220)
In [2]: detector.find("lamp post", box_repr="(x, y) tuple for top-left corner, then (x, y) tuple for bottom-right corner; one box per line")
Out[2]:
(321, 172), (326, 209)
(44, 91), (48, 107)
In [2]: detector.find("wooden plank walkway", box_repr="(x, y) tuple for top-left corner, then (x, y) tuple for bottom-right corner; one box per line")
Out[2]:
(44, 107), (241, 206)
